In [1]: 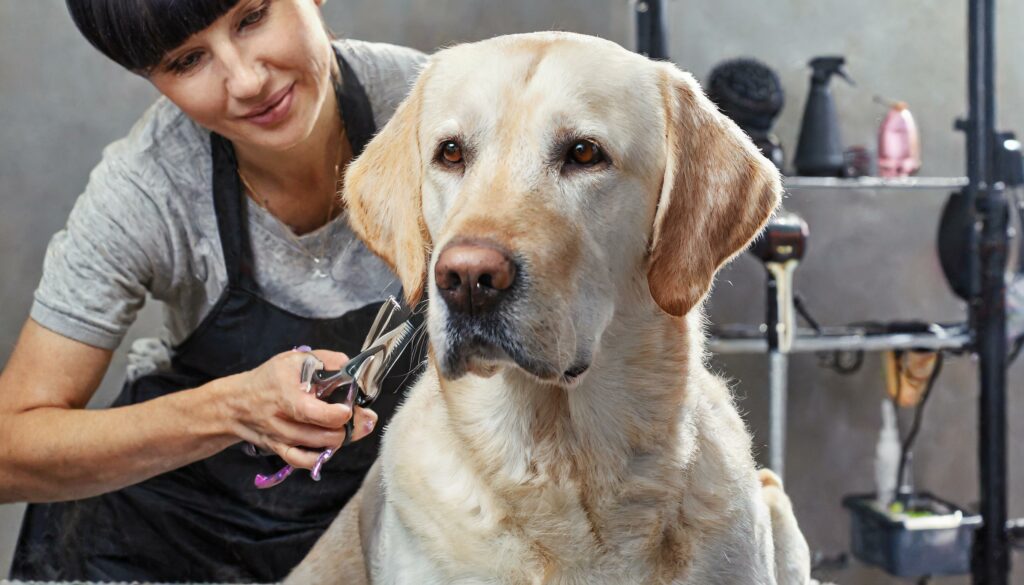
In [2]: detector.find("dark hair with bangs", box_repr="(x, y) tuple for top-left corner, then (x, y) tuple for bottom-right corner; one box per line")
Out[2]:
(66, 0), (242, 73)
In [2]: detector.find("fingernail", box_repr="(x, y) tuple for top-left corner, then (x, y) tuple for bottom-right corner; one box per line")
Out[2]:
(364, 418), (376, 434)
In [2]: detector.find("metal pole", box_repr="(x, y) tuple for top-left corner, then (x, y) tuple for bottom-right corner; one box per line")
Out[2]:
(764, 272), (787, 479)
(967, 0), (1010, 581)
(635, 0), (668, 60)
(768, 351), (788, 479)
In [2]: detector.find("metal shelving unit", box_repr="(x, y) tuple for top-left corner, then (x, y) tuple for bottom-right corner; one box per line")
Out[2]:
(709, 325), (971, 354)
(784, 176), (969, 191)
(636, 0), (1013, 583)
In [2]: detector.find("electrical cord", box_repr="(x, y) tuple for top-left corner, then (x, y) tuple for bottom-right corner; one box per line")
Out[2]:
(793, 293), (821, 332)
(892, 351), (945, 502)
(793, 293), (866, 375)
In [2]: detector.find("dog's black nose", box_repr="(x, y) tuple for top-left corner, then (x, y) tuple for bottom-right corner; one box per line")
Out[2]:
(434, 240), (516, 315)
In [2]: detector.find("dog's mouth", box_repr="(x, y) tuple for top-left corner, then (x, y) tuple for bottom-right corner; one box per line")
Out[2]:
(439, 314), (589, 387)
(560, 363), (590, 388)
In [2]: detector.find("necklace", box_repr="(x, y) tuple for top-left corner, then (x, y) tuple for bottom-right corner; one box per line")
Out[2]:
(238, 63), (349, 280)
(238, 151), (345, 280)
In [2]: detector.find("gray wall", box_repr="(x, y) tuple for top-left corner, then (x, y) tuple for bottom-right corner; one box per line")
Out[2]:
(0, 1), (1021, 583)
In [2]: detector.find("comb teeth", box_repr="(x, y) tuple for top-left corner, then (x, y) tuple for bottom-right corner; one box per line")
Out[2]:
(374, 321), (416, 384)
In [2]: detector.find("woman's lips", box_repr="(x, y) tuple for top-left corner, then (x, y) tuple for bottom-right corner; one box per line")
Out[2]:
(242, 83), (295, 127)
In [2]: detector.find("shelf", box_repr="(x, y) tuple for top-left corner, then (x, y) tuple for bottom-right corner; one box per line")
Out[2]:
(708, 324), (971, 354)
(784, 176), (969, 191)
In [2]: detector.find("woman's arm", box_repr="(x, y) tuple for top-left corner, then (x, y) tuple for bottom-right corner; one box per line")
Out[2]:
(0, 320), (377, 504)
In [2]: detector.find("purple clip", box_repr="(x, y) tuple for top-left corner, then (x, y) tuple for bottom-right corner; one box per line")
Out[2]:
(255, 464), (295, 489)
(311, 449), (335, 481)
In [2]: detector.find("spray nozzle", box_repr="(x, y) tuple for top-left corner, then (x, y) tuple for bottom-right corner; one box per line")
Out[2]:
(809, 56), (854, 86)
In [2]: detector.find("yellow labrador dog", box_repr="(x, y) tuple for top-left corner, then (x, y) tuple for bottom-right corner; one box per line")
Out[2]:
(288, 32), (812, 585)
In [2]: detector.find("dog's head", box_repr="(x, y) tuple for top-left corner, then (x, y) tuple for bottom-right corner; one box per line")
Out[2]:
(345, 32), (780, 387)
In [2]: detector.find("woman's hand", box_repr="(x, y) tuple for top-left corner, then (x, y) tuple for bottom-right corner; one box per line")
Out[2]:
(224, 349), (379, 470)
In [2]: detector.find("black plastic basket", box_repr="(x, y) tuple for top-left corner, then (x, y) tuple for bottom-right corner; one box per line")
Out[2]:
(843, 492), (981, 578)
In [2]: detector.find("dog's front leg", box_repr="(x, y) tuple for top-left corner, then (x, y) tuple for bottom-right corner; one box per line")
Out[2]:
(679, 496), (779, 585)
(284, 487), (369, 585)
(759, 470), (811, 585)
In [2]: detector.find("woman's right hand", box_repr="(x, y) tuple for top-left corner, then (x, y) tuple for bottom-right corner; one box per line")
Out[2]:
(224, 349), (379, 470)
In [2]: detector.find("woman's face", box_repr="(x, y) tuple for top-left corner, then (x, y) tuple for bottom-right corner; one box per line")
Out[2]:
(148, 0), (333, 152)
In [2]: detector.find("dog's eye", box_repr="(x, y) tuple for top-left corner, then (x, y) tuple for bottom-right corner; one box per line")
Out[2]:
(566, 140), (604, 166)
(440, 140), (464, 164)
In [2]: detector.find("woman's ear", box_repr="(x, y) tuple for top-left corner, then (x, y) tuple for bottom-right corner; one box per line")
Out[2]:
(646, 64), (782, 317)
(343, 64), (433, 306)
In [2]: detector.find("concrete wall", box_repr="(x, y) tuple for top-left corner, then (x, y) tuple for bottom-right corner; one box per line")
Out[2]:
(0, 1), (1021, 583)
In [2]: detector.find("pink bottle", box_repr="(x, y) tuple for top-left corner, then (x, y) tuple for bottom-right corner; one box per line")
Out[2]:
(878, 102), (921, 177)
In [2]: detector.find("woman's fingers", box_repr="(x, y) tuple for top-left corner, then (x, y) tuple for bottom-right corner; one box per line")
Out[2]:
(294, 391), (351, 428)
(265, 438), (320, 470)
(308, 349), (348, 371)
(272, 407), (377, 448)
(260, 406), (379, 473)
(271, 417), (347, 450)
(348, 407), (378, 442)
(270, 405), (377, 449)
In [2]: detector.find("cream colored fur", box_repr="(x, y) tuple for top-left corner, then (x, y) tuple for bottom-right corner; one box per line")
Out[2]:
(287, 32), (812, 585)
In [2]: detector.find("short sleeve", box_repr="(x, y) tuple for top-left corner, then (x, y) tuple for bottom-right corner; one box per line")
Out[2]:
(375, 43), (428, 119)
(339, 40), (428, 128)
(31, 143), (173, 350)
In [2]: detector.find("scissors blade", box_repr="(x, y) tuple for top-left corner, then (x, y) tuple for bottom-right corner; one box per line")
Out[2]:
(362, 297), (402, 350)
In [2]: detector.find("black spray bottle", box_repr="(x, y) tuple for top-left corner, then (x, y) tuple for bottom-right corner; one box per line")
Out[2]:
(794, 56), (853, 177)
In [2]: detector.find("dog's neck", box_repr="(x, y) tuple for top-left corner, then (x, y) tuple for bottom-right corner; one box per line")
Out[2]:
(436, 283), (701, 499)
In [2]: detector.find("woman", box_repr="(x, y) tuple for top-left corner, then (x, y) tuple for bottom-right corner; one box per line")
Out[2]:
(0, 0), (425, 581)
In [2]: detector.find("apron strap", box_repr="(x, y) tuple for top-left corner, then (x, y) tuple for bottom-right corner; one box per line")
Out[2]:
(334, 44), (378, 157)
(209, 133), (253, 289)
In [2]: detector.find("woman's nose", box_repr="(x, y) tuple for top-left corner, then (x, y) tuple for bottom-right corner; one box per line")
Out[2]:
(221, 47), (266, 100)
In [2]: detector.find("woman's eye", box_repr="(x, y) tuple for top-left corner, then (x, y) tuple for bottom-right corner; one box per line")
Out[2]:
(240, 4), (268, 29)
(566, 140), (604, 166)
(440, 140), (464, 164)
(170, 51), (204, 74)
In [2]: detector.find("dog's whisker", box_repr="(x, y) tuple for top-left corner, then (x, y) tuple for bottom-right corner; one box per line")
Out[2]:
(387, 320), (430, 392)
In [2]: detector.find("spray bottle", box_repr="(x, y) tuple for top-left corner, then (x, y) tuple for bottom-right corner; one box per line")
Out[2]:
(794, 56), (854, 177)
(875, 399), (901, 509)
(877, 100), (921, 177)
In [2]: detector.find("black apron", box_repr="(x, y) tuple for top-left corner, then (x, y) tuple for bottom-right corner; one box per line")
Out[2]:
(10, 47), (421, 583)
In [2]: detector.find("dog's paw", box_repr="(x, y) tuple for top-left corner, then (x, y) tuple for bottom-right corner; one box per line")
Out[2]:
(758, 468), (783, 489)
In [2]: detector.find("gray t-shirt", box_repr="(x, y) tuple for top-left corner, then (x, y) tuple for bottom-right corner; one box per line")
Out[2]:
(31, 39), (427, 380)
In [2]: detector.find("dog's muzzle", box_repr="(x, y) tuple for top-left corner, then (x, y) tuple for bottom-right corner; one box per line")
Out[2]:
(433, 239), (542, 379)
(433, 239), (590, 386)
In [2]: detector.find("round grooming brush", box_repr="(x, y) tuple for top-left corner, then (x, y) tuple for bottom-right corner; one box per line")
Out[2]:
(707, 58), (786, 170)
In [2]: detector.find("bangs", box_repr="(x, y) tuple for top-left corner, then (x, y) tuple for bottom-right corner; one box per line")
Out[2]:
(67, 0), (242, 72)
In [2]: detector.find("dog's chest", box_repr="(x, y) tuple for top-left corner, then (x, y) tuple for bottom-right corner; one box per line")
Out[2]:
(388, 462), (697, 584)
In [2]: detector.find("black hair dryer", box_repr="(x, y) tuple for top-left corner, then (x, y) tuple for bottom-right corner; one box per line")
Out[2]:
(750, 212), (809, 352)
(794, 56), (853, 177)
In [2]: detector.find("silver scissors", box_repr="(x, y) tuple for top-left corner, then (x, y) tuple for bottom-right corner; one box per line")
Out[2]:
(252, 296), (415, 489)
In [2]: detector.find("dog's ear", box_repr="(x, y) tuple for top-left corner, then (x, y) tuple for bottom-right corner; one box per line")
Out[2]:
(343, 65), (433, 306)
(647, 65), (782, 317)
